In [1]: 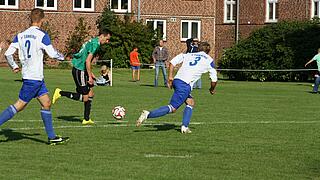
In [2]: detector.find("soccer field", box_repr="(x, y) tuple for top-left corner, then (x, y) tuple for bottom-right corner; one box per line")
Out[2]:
(0, 68), (319, 179)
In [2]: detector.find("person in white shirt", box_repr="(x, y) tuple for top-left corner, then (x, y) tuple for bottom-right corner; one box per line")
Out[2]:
(136, 42), (217, 133)
(0, 8), (69, 145)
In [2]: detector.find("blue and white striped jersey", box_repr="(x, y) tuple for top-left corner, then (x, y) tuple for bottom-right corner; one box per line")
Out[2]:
(5, 26), (64, 80)
(170, 51), (217, 88)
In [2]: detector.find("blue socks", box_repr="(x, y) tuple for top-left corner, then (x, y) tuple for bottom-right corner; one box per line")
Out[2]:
(41, 109), (56, 139)
(182, 105), (193, 127)
(0, 105), (17, 126)
(148, 105), (171, 118)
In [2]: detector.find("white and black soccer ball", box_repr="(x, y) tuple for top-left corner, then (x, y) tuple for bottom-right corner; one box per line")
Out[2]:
(112, 106), (126, 120)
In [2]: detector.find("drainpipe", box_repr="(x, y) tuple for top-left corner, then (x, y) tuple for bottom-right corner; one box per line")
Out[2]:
(138, 0), (141, 22)
(235, 0), (240, 43)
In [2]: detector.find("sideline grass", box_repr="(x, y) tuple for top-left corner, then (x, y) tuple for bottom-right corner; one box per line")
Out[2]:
(0, 68), (319, 179)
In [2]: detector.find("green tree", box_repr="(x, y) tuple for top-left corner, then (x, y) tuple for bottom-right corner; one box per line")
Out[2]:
(65, 17), (91, 59)
(96, 7), (160, 68)
(219, 20), (320, 81)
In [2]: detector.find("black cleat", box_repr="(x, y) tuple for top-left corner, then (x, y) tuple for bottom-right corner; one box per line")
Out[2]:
(48, 136), (69, 145)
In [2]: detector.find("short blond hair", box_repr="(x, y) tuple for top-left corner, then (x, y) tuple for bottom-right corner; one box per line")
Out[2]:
(30, 8), (44, 23)
(198, 42), (211, 54)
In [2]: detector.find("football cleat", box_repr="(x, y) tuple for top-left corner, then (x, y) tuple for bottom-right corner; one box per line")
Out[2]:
(82, 119), (95, 125)
(136, 110), (149, 127)
(52, 88), (61, 104)
(181, 125), (192, 134)
(48, 136), (69, 145)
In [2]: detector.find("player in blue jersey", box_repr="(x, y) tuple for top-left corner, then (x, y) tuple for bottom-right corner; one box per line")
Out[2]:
(136, 42), (217, 133)
(0, 8), (69, 145)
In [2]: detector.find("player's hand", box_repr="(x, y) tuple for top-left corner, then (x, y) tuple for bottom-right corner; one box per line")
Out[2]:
(209, 87), (216, 95)
(0, 41), (5, 49)
(91, 73), (96, 80)
(13, 68), (20, 73)
(88, 76), (94, 85)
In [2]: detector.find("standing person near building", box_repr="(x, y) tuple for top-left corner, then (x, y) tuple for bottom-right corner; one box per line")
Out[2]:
(136, 42), (217, 133)
(305, 48), (320, 93)
(52, 31), (111, 125)
(0, 8), (69, 145)
(152, 40), (169, 87)
(129, 46), (141, 81)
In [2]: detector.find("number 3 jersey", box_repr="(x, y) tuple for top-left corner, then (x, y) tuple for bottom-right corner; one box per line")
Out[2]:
(5, 26), (64, 81)
(170, 51), (218, 88)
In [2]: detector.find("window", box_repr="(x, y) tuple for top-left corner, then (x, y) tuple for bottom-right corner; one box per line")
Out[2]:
(146, 20), (167, 40)
(35, 0), (57, 10)
(110, 0), (131, 13)
(0, 0), (18, 9)
(266, 0), (278, 22)
(224, 0), (236, 23)
(181, 20), (201, 41)
(73, 0), (94, 11)
(312, 0), (320, 18)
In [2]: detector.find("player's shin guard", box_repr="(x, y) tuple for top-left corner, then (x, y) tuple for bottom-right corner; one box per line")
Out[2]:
(182, 105), (193, 127)
(60, 91), (83, 101)
(41, 109), (56, 139)
(148, 105), (171, 118)
(84, 97), (93, 121)
(0, 105), (17, 126)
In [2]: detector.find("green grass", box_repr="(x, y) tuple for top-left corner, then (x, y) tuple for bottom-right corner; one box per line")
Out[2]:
(0, 68), (320, 179)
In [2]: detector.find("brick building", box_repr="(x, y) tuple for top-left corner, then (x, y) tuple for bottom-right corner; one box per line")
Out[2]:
(0, 0), (319, 63)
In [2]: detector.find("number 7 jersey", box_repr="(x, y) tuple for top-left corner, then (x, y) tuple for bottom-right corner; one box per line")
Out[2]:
(170, 51), (218, 88)
(5, 26), (64, 81)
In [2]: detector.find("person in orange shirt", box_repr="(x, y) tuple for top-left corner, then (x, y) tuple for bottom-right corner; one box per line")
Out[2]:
(130, 46), (141, 81)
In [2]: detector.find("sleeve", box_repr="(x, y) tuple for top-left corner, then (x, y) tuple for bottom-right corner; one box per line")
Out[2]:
(170, 53), (184, 66)
(208, 60), (218, 82)
(152, 47), (157, 59)
(4, 35), (19, 69)
(312, 55), (319, 61)
(41, 33), (64, 61)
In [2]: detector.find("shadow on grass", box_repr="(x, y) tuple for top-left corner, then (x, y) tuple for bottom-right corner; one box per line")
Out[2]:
(134, 123), (179, 132)
(14, 79), (23, 82)
(0, 129), (47, 144)
(57, 115), (81, 122)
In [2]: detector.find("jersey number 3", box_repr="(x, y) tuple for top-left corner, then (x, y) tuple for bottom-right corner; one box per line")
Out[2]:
(25, 40), (32, 58)
(189, 57), (201, 66)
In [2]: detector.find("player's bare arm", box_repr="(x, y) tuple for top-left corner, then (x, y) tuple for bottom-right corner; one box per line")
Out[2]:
(0, 41), (5, 52)
(209, 81), (217, 95)
(305, 59), (314, 67)
(167, 63), (175, 89)
(86, 53), (95, 85)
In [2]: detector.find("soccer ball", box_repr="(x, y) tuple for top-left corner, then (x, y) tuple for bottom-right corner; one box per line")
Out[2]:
(112, 106), (126, 120)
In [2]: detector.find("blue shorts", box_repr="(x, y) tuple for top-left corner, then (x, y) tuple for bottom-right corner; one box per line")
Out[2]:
(169, 79), (192, 109)
(19, 79), (49, 103)
(131, 66), (140, 70)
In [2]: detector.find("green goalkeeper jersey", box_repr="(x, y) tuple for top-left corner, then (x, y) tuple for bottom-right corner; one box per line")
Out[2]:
(72, 37), (100, 71)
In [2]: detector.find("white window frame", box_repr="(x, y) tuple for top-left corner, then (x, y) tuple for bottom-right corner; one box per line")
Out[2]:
(180, 20), (201, 41)
(73, 0), (94, 12)
(311, 0), (320, 18)
(0, 0), (18, 9)
(146, 19), (167, 40)
(224, 0), (236, 23)
(266, 0), (278, 23)
(35, 0), (57, 10)
(110, 0), (131, 13)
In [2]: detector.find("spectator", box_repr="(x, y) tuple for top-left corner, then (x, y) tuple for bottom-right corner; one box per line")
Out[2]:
(96, 65), (111, 86)
(129, 46), (140, 81)
(152, 40), (169, 87)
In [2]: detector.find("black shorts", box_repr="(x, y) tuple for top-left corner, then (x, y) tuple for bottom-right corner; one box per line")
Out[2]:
(72, 67), (93, 95)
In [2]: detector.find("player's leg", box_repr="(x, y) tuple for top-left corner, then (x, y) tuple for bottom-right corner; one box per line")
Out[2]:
(0, 100), (27, 126)
(154, 62), (160, 87)
(52, 68), (84, 104)
(0, 79), (38, 125)
(181, 97), (194, 134)
(83, 87), (94, 124)
(132, 68), (135, 81)
(37, 83), (69, 144)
